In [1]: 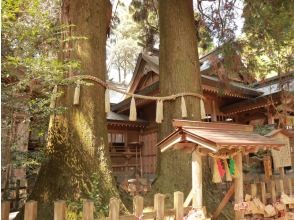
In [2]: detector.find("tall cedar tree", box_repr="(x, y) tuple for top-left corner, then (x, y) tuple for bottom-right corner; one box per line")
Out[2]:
(153, 1), (233, 218)
(16, 0), (120, 219)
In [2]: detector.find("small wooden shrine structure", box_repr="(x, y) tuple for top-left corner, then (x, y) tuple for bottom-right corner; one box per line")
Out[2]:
(156, 120), (285, 219)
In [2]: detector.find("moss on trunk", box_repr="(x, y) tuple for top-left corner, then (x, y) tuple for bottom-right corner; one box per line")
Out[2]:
(16, 1), (120, 219)
(152, 0), (234, 218)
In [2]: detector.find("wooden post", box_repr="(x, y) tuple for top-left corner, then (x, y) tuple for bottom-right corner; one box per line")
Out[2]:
(109, 198), (119, 220)
(154, 193), (165, 220)
(54, 200), (66, 220)
(15, 179), (20, 209)
(234, 152), (244, 220)
(133, 196), (143, 219)
(250, 183), (257, 198)
(268, 112), (274, 124)
(192, 150), (202, 208)
(271, 180), (276, 203)
(260, 182), (266, 204)
(279, 179), (285, 194)
(1, 201), (10, 220)
(184, 189), (193, 207)
(211, 100), (217, 122)
(24, 201), (37, 220)
(279, 167), (285, 179)
(174, 191), (184, 220)
(288, 178), (293, 196)
(83, 200), (94, 220)
(212, 183), (235, 219)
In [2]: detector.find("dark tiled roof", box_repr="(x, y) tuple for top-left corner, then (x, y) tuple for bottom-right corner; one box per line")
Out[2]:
(107, 111), (147, 123)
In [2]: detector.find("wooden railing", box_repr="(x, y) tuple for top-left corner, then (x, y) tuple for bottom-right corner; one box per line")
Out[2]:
(244, 177), (294, 204)
(1, 192), (200, 220)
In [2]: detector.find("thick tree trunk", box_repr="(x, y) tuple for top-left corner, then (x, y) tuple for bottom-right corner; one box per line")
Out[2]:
(154, 0), (233, 218)
(16, 1), (120, 219)
(154, 0), (201, 198)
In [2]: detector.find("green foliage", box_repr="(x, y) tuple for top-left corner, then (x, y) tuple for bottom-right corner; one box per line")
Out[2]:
(11, 145), (46, 176)
(1, 0), (81, 135)
(254, 124), (275, 136)
(129, 0), (158, 50)
(241, 0), (294, 78)
(107, 3), (142, 83)
(65, 173), (111, 219)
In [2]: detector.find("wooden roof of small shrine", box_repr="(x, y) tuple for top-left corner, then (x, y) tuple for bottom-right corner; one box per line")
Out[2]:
(157, 120), (284, 154)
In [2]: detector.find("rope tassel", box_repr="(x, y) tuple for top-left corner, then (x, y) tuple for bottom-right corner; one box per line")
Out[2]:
(73, 84), (81, 105)
(200, 99), (206, 119)
(50, 85), (58, 109)
(105, 88), (110, 113)
(156, 100), (163, 123)
(181, 96), (187, 118)
(129, 96), (137, 121)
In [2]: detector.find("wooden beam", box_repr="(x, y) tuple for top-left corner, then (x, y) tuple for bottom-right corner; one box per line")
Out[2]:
(234, 152), (244, 220)
(261, 182), (266, 204)
(212, 183), (235, 219)
(184, 189), (193, 207)
(211, 100), (217, 122)
(192, 151), (202, 208)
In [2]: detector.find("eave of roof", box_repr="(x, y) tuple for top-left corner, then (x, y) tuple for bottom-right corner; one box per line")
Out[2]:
(220, 91), (284, 115)
(157, 120), (284, 153)
(107, 111), (147, 124)
(251, 72), (294, 88)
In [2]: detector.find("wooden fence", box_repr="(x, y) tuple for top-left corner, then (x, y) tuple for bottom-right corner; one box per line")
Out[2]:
(244, 177), (294, 204)
(1, 191), (201, 220)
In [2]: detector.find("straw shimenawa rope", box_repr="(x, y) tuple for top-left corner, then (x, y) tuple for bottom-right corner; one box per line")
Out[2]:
(68, 75), (206, 101)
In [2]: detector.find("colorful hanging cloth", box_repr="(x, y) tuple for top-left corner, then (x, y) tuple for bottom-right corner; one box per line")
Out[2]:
(212, 158), (222, 183)
(228, 156), (235, 176)
(217, 159), (225, 178)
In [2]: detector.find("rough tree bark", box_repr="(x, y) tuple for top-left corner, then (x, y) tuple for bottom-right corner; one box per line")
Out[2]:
(153, 0), (233, 218)
(16, 0), (120, 219)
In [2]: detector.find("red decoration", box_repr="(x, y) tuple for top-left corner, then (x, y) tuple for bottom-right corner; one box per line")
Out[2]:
(217, 159), (225, 178)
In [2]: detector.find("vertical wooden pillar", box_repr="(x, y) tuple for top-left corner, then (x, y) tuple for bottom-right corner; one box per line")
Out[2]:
(268, 112), (275, 124)
(83, 200), (94, 220)
(211, 100), (217, 122)
(24, 201), (37, 220)
(54, 200), (66, 220)
(154, 193), (165, 220)
(279, 167), (285, 179)
(133, 196), (143, 218)
(261, 182), (266, 204)
(287, 178), (293, 196)
(174, 191), (184, 220)
(234, 152), (244, 220)
(271, 180), (276, 203)
(109, 198), (119, 220)
(1, 201), (10, 220)
(192, 150), (202, 208)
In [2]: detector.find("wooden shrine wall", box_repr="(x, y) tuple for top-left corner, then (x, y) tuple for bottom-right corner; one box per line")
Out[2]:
(141, 130), (157, 174)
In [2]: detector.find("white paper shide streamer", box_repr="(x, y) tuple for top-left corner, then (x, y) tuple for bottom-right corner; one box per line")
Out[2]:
(105, 88), (110, 113)
(129, 96), (137, 121)
(200, 99), (206, 119)
(50, 85), (58, 109)
(156, 100), (163, 123)
(181, 96), (187, 118)
(73, 84), (81, 105)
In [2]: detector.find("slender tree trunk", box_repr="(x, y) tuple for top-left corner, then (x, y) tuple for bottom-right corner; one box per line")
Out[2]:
(153, 0), (233, 218)
(16, 1), (120, 219)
